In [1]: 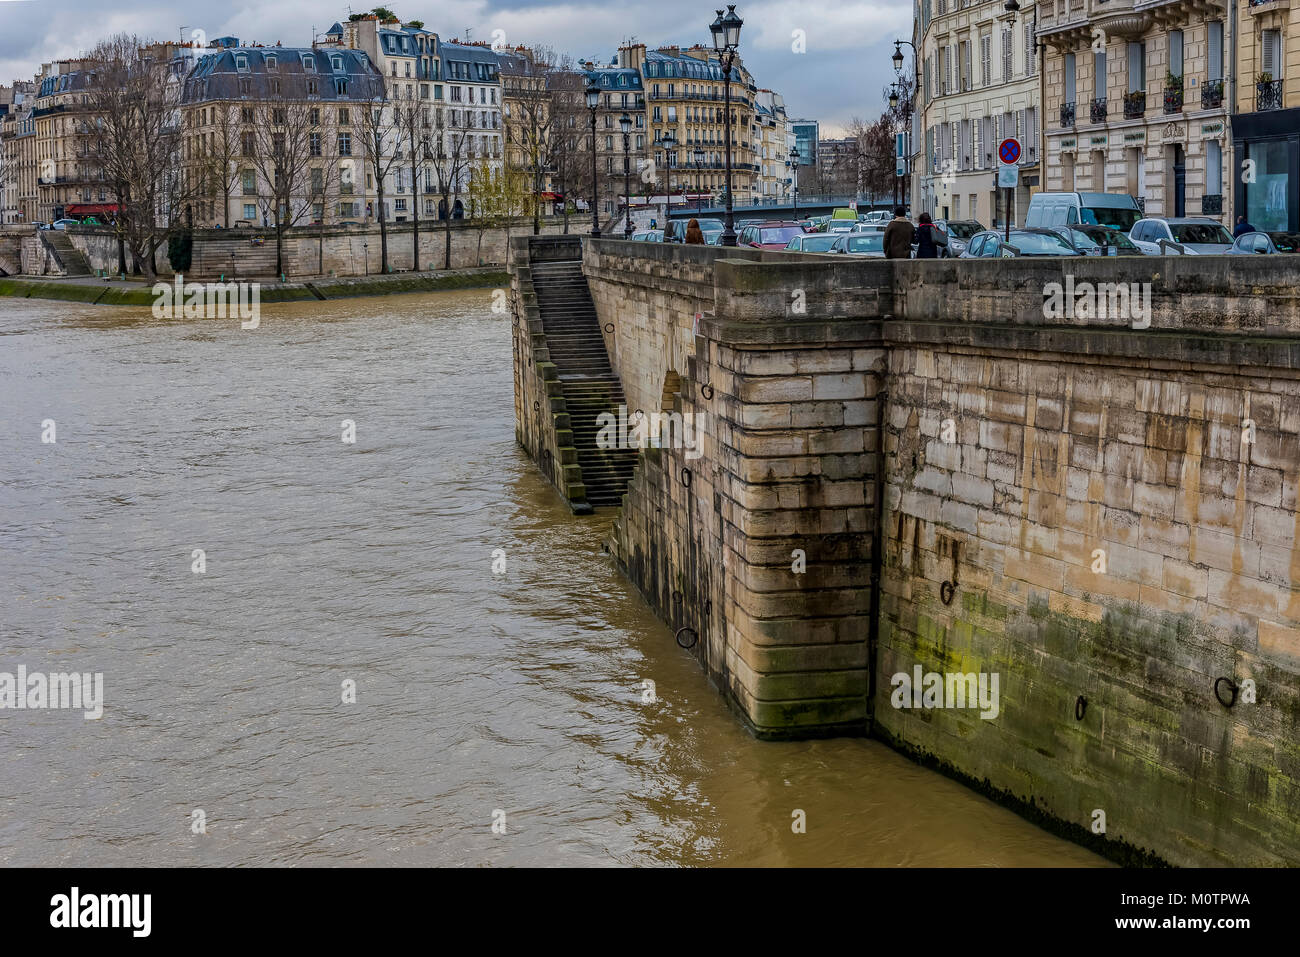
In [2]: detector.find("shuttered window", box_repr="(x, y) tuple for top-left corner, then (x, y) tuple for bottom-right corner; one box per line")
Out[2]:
(981, 34), (991, 87)
(1065, 53), (1076, 102)
(1262, 30), (1281, 78)
(1094, 51), (1107, 99)
(1169, 30), (1183, 79)
(1208, 22), (1223, 82)
(1002, 28), (1013, 81)
(1127, 42), (1145, 93)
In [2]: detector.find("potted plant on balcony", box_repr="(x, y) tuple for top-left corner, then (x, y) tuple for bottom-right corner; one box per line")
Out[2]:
(1123, 90), (1145, 116)
(1164, 72), (1184, 112)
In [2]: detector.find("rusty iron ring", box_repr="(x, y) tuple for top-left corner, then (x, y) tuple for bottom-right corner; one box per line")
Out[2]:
(675, 627), (698, 649)
(603, 323), (614, 333)
(700, 384), (715, 399)
(1075, 695), (1087, 721)
(940, 579), (957, 605)
(681, 468), (692, 488)
(1214, 677), (1238, 709)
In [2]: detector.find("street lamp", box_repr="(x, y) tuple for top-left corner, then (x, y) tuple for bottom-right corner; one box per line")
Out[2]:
(661, 129), (676, 211)
(709, 5), (743, 247)
(585, 76), (601, 238)
(620, 112), (633, 239)
(891, 39), (918, 213)
(788, 146), (799, 218)
(693, 146), (705, 214)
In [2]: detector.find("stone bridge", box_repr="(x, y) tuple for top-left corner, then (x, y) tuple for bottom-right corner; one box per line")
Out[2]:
(510, 234), (1300, 866)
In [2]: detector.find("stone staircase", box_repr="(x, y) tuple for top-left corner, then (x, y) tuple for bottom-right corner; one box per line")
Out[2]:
(39, 229), (93, 277)
(530, 258), (637, 508)
(192, 240), (281, 278)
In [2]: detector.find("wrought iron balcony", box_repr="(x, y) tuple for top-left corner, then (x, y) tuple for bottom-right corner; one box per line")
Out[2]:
(1090, 97), (1108, 123)
(1257, 79), (1283, 111)
(1163, 86), (1184, 114)
(1123, 91), (1146, 118)
(1201, 79), (1224, 109)
(1201, 194), (1223, 216)
(1060, 101), (1076, 126)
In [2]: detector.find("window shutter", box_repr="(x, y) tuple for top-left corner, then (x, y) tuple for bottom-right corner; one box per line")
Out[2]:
(1262, 30), (1279, 76)
(981, 35), (991, 87)
(1127, 42), (1143, 93)
(1065, 54), (1076, 102)
(1095, 51), (1107, 99)
(1024, 23), (1034, 75)
(1208, 22), (1223, 82)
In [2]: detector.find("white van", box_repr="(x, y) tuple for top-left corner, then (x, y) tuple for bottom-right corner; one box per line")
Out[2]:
(1025, 192), (1143, 232)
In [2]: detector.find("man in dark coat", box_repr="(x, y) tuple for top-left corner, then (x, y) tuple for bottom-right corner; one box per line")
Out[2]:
(883, 207), (915, 259)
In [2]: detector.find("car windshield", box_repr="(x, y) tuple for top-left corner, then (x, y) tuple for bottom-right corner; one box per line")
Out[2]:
(701, 227), (723, 239)
(846, 235), (884, 253)
(796, 235), (839, 251)
(1080, 206), (1140, 230)
(1170, 223), (1233, 244)
(760, 226), (804, 244)
(1010, 231), (1075, 254)
(695, 219), (724, 231)
(945, 222), (983, 239)
(1268, 232), (1300, 252)
(1071, 227), (1139, 251)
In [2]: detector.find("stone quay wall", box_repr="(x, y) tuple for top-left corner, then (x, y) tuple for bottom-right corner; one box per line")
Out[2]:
(558, 240), (1300, 866)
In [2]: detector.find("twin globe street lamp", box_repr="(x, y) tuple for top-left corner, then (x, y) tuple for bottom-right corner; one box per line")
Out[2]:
(620, 112), (633, 239)
(585, 76), (601, 238)
(709, 5), (743, 247)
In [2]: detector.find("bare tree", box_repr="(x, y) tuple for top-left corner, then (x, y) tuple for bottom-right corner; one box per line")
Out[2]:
(396, 99), (430, 271)
(200, 102), (242, 228)
(429, 102), (473, 270)
(84, 34), (195, 280)
(244, 100), (333, 277)
(545, 67), (586, 234)
(358, 92), (405, 274)
(503, 47), (562, 235)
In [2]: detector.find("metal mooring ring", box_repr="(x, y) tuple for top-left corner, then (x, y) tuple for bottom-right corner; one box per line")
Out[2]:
(672, 590), (683, 603)
(1075, 695), (1087, 721)
(533, 401), (540, 412)
(705, 600), (713, 615)
(603, 323), (614, 333)
(1214, 677), (1239, 709)
(633, 409), (645, 422)
(700, 384), (715, 399)
(675, 627), (698, 649)
(681, 468), (692, 488)
(939, 579), (956, 605)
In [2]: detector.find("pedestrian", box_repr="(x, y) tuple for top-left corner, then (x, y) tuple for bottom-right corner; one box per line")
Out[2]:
(883, 206), (915, 259)
(915, 213), (948, 259)
(1233, 215), (1257, 238)
(684, 218), (705, 245)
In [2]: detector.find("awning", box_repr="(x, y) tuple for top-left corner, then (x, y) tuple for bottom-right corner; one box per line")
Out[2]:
(66, 203), (118, 216)
(537, 191), (564, 200)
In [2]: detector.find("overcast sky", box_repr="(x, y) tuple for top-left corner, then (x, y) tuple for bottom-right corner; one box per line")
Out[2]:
(0, 0), (910, 136)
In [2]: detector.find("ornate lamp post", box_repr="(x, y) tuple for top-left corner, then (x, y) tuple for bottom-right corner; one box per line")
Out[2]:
(661, 129), (677, 212)
(788, 146), (800, 218)
(620, 112), (633, 238)
(891, 40), (918, 213)
(585, 76), (601, 238)
(693, 146), (705, 214)
(709, 5), (743, 246)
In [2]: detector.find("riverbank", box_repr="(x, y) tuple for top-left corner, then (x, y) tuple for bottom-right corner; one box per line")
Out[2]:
(0, 266), (510, 306)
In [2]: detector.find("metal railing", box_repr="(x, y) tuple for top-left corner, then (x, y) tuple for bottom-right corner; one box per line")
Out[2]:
(1258, 79), (1283, 111)
(1090, 97), (1108, 122)
(1123, 91), (1146, 118)
(1060, 102), (1076, 126)
(1163, 86), (1184, 114)
(1201, 194), (1223, 215)
(1201, 79), (1224, 109)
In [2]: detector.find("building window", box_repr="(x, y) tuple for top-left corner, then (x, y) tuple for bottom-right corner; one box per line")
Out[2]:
(338, 132), (352, 155)
(243, 203), (256, 220)
(1127, 42), (1145, 93)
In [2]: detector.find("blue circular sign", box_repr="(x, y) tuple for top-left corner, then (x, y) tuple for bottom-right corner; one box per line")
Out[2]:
(999, 138), (1021, 164)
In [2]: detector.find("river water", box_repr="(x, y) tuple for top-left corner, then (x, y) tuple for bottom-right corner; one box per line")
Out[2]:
(0, 290), (1102, 866)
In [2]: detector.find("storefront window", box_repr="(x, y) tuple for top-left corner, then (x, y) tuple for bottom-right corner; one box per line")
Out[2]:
(1247, 140), (1290, 231)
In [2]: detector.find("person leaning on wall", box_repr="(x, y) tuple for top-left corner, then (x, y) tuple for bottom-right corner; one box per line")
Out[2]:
(684, 218), (705, 245)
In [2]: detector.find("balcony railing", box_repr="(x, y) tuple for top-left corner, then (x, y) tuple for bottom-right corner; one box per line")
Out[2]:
(1201, 194), (1223, 215)
(1090, 97), (1107, 123)
(1060, 101), (1076, 126)
(1257, 79), (1283, 111)
(1163, 86), (1184, 114)
(1201, 79), (1224, 109)
(1124, 91), (1146, 118)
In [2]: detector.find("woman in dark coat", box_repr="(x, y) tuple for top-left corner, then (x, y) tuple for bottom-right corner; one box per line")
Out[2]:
(915, 213), (945, 259)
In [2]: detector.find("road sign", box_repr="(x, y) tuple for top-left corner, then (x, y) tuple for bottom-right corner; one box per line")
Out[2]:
(998, 137), (1021, 165)
(997, 165), (1019, 188)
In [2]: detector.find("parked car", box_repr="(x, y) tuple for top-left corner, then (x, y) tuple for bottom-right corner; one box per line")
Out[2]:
(1128, 217), (1234, 255)
(1025, 191), (1144, 232)
(960, 228), (1082, 258)
(1048, 224), (1147, 256)
(738, 221), (806, 249)
(932, 219), (985, 257)
(664, 218), (725, 243)
(826, 208), (858, 233)
(805, 215), (831, 232)
(830, 232), (887, 258)
(784, 234), (842, 253)
(50, 218), (80, 230)
(851, 223), (885, 234)
(29, 221), (46, 230)
(861, 209), (890, 226)
(1228, 231), (1300, 255)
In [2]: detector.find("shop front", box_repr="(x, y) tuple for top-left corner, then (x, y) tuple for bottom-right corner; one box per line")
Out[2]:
(1232, 108), (1300, 232)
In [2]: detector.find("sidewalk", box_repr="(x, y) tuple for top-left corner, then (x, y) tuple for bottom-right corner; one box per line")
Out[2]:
(0, 266), (510, 306)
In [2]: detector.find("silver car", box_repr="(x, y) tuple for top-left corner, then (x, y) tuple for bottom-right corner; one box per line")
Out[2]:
(784, 234), (842, 253)
(830, 232), (886, 258)
(1128, 217), (1234, 255)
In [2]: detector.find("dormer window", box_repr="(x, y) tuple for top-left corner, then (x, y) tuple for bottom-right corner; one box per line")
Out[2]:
(266, 54), (277, 70)
(235, 53), (249, 72)
(302, 55), (314, 71)
(331, 55), (344, 73)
